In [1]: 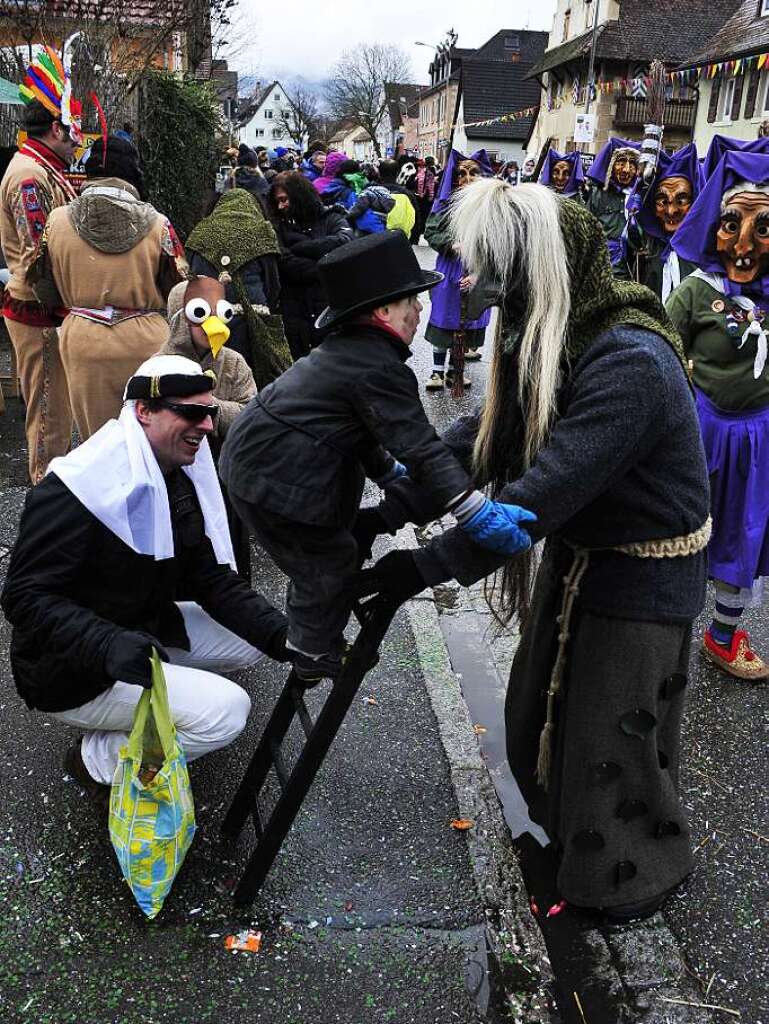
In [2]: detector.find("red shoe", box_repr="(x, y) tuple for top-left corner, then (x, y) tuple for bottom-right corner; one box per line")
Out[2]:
(702, 629), (769, 681)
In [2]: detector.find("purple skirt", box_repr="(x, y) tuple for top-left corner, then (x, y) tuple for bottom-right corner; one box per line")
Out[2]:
(696, 389), (769, 588)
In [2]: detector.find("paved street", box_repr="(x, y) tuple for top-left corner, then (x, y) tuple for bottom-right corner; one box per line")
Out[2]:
(0, 245), (765, 1023)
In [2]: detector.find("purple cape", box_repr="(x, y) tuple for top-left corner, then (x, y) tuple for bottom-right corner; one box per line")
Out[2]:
(633, 143), (703, 249)
(702, 134), (769, 181)
(538, 149), (584, 197)
(428, 148), (493, 332)
(431, 148), (493, 214)
(586, 137), (641, 188)
(671, 150), (769, 291)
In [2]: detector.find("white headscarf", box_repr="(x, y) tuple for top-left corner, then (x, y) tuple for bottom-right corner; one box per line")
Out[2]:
(49, 356), (236, 568)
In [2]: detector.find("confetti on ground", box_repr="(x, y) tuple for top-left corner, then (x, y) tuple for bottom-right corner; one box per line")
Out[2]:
(224, 930), (262, 953)
(450, 818), (473, 831)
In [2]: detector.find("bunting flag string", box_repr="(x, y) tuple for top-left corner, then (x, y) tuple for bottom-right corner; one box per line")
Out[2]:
(459, 52), (768, 130)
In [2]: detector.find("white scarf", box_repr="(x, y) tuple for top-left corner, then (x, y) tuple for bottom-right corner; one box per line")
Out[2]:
(48, 404), (236, 568)
(661, 251), (681, 304)
(690, 269), (768, 380)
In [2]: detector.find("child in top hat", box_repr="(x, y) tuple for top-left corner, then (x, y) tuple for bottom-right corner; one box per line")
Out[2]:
(219, 230), (536, 681)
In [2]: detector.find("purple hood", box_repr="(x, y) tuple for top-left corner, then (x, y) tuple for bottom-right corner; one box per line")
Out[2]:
(539, 149), (584, 197)
(313, 151), (348, 194)
(431, 148), (493, 214)
(671, 150), (769, 293)
(586, 137), (641, 188)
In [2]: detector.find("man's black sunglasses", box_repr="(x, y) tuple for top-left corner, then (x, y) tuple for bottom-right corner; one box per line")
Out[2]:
(158, 400), (219, 424)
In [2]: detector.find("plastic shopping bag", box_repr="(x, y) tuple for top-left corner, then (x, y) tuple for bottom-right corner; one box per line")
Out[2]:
(108, 650), (196, 918)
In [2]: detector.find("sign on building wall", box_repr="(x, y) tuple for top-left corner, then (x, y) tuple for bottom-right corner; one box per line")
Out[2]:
(574, 112), (595, 144)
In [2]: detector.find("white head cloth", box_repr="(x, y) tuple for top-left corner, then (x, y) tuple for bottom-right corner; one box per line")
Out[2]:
(49, 355), (236, 568)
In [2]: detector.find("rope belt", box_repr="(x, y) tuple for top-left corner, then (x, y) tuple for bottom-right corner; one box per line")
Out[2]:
(535, 516), (712, 790)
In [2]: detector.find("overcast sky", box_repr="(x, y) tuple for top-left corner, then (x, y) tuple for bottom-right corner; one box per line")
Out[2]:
(228, 0), (558, 88)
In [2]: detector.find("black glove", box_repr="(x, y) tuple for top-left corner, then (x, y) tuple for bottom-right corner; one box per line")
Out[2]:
(105, 631), (169, 688)
(352, 507), (389, 564)
(349, 550), (427, 605)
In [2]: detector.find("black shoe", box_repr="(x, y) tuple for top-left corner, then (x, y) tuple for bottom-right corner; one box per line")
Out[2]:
(292, 650), (345, 686)
(64, 739), (110, 806)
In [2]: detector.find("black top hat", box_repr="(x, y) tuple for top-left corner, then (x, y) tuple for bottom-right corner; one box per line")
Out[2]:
(315, 230), (443, 331)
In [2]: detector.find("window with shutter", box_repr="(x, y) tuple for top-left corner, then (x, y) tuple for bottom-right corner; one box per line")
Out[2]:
(745, 68), (761, 118)
(707, 78), (721, 123)
(731, 73), (745, 120)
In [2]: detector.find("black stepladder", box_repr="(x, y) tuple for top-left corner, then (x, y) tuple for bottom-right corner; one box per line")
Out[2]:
(221, 595), (400, 906)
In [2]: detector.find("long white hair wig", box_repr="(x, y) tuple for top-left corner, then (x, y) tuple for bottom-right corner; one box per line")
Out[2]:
(449, 179), (571, 475)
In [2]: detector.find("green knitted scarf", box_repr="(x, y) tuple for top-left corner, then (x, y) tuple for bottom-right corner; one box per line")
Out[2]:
(185, 188), (291, 390)
(558, 198), (687, 372)
(185, 188), (280, 272)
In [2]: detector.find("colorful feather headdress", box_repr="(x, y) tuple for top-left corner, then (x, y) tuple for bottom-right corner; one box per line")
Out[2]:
(18, 45), (83, 145)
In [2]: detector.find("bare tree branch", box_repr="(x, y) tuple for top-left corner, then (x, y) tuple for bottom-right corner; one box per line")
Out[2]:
(275, 81), (320, 149)
(325, 43), (411, 157)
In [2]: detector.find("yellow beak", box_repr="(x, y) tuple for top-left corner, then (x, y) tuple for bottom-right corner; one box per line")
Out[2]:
(201, 315), (230, 358)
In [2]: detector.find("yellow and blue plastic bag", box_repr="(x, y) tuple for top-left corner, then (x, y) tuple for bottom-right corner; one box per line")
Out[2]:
(108, 651), (196, 918)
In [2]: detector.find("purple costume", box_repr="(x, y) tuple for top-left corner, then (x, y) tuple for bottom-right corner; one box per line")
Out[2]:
(667, 150), (769, 589)
(538, 149), (584, 198)
(426, 149), (493, 340)
(632, 143), (703, 252)
(701, 133), (769, 181)
(586, 137), (641, 188)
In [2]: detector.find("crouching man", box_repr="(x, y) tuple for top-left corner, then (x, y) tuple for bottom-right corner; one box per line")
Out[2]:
(1, 355), (289, 799)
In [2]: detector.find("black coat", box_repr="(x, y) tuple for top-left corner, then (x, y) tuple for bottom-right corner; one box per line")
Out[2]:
(1, 472), (287, 711)
(219, 324), (471, 530)
(275, 206), (353, 357)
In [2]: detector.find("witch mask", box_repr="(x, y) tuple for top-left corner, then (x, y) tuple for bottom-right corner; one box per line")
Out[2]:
(183, 277), (234, 358)
(551, 160), (571, 193)
(611, 149), (639, 188)
(654, 176), (693, 234)
(457, 160), (481, 189)
(717, 187), (769, 284)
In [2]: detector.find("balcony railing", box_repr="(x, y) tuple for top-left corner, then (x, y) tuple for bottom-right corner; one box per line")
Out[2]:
(614, 96), (696, 131)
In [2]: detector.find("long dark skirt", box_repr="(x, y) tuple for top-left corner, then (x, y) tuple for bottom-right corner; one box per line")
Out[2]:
(505, 547), (694, 910)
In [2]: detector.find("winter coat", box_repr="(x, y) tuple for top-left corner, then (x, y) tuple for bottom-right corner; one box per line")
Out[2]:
(219, 323), (471, 531)
(0, 472), (287, 711)
(347, 185), (395, 234)
(229, 165), (269, 199)
(275, 206), (353, 357)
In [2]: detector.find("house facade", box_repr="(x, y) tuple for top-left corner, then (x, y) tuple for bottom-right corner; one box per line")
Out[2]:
(328, 121), (375, 160)
(452, 31), (546, 164)
(682, 0), (769, 151)
(239, 81), (304, 150)
(417, 39), (474, 161)
(526, 0), (740, 158)
(378, 82), (423, 157)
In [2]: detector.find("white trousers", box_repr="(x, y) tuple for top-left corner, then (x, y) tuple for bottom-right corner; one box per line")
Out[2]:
(51, 603), (264, 784)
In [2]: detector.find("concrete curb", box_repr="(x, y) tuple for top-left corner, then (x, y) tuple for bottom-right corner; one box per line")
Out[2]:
(394, 524), (553, 1023)
(392, 525), (716, 1024)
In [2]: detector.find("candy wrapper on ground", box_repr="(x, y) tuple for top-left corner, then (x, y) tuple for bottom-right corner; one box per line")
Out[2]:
(108, 650), (196, 918)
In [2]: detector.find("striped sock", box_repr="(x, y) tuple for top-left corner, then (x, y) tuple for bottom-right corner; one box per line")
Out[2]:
(710, 581), (744, 648)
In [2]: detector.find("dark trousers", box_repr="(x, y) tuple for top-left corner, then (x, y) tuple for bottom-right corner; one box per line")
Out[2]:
(231, 497), (358, 656)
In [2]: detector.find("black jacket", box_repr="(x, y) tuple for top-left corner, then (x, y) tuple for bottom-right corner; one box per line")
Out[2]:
(219, 324), (471, 530)
(1, 472), (287, 711)
(275, 206), (353, 356)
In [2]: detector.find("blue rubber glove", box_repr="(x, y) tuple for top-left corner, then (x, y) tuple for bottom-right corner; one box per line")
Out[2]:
(374, 459), (408, 488)
(458, 498), (537, 556)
